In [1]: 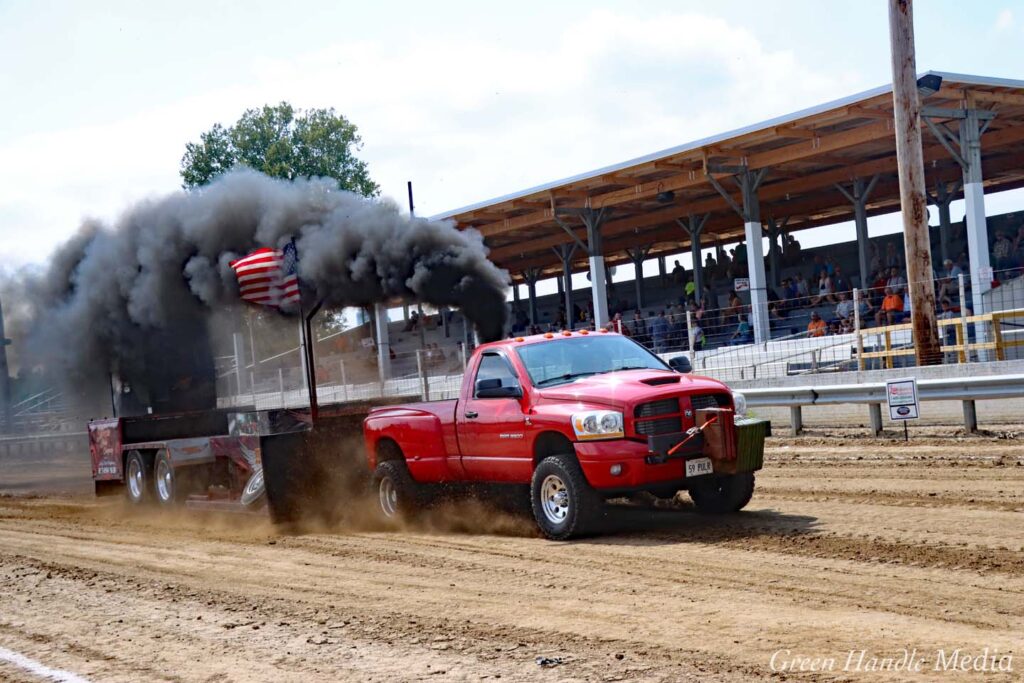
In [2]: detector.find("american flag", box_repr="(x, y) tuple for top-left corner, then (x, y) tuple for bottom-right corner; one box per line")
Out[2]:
(229, 241), (301, 308)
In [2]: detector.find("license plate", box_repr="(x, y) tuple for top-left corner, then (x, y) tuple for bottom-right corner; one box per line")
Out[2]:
(685, 457), (713, 478)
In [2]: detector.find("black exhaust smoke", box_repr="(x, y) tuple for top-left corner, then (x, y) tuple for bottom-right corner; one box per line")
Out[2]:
(3, 170), (510, 411)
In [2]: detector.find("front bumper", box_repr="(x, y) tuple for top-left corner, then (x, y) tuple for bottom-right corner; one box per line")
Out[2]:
(574, 417), (770, 490)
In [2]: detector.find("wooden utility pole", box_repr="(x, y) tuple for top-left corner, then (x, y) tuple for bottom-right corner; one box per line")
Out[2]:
(0, 298), (11, 432)
(888, 0), (941, 365)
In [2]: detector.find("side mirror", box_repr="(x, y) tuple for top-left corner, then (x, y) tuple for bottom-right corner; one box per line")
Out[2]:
(669, 356), (692, 374)
(475, 378), (522, 398)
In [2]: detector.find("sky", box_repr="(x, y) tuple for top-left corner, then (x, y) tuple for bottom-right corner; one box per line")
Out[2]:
(1, 0), (1023, 296)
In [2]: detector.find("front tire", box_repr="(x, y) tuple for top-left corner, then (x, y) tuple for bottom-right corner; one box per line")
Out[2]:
(124, 450), (153, 505)
(530, 454), (601, 540)
(372, 460), (422, 520)
(688, 472), (755, 513)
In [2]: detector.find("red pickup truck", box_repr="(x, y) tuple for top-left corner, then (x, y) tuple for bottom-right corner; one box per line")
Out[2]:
(363, 330), (769, 539)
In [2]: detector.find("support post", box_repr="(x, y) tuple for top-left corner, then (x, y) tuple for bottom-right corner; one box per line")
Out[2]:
(888, 0), (941, 365)
(676, 214), (709, 299)
(962, 399), (978, 433)
(869, 403), (883, 436)
(789, 406), (803, 436)
(554, 244), (577, 326)
(853, 288), (864, 371)
(706, 166), (769, 343)
(958, 273), (970, 363)
(416, 349), (429, 401)
(741, 171), (770, 344)
(582, 209), (611, 327)
(960, 106), (992, 359)
(836, 176), (880, 288)
(0, 299), (13, 432)
(523, 268), (541, 327)
(626, 246), (650, 309)
(374, 303), (391, 385)
(931, 180), (960, 265)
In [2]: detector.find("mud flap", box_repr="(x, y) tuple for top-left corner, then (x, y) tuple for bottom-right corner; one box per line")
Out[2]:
(259, 414), (370, 527)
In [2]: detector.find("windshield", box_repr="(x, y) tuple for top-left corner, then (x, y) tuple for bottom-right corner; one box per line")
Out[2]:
(515, 335), (670, 387)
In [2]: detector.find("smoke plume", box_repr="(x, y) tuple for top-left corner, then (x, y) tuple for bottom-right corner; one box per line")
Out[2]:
(3, 169), (509, 409)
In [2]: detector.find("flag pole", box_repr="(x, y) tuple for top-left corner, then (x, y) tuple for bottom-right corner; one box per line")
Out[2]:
(301, 298), (324, 423)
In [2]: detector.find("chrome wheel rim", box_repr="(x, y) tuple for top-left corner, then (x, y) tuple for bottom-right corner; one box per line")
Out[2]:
(378, 476), (398, 518)
(127, 458), (144, 501)
(155, 459), (173, 502)
(541, 474), (570, 525)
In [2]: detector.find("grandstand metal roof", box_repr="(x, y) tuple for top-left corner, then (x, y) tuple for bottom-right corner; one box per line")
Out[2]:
(434, 71), (1024, 282)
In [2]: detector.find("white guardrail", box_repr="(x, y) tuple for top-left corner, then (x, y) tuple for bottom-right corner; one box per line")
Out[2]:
(742, 373), (1024, 435)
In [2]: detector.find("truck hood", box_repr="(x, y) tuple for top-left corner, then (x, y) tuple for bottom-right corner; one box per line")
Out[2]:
(536, 369), (731, 409)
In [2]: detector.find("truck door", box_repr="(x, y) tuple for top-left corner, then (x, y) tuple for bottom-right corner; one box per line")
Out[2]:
(456, 351), (532, 482)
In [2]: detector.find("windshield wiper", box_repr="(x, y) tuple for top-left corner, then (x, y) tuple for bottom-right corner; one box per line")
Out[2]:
(535, 371), (599, 387)
(600, 365), (659, 374)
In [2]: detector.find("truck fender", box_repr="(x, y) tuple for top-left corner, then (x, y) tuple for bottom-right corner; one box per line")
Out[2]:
(532, 431), (576, 468)
(364, 411), (449, 483)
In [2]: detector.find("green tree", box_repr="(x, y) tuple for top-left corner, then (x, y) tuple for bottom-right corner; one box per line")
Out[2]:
(180, 102), (379, 196)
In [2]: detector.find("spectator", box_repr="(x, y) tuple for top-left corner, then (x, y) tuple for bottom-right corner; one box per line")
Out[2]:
(892, 293), (912, 324)
(649, 311), (669, 352)
(810, 270), (834, 305)
(886, 267), (906, 296)
(704, 253), (717, 274)
(956, 251), (970, 273)
(885, 242), (902, 269)
(869, 242), (882, 274)
(730, 314), (753, 345)
(993, 230), (1014, 271)
(700, 284), (714, 309)
(1013, 226), (1024, 265)
(840, 318), (855, 335)
(832, 266), (849, 294)
(811, 254), (827, 280)
(936, 276), (956, 304)
(833, 291), (854, 321)
(734, 241), (748, 270)
(671, 260), (685, 284)
(942, 258), (962, 280)
(769, 303), (786, 324)
(611, 311), (628, 335)
(794, 273), (810, 305)
(857, 293), (874, 320)
(684, 275), (696, 302)
(631, 310), (648, 345)
(807, 311), (826, 337)
(691, 321), (706, 350)
(870, 269), (889, 306)
(875, 287), (904, 326)
(725, 290), (744, 325)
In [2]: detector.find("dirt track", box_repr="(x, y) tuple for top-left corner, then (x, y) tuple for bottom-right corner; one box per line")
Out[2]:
(1, 429), (1022, 682)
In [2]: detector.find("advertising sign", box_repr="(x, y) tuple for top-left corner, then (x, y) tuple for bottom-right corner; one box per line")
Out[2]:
(886, 377), (920, 420)
(734, 278), (750, 292)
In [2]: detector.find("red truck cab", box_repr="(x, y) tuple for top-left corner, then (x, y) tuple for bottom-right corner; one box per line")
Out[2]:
(363, 330), (769, 539)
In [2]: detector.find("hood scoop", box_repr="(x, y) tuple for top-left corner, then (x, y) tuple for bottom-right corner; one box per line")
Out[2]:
(641, 376), (681, 386)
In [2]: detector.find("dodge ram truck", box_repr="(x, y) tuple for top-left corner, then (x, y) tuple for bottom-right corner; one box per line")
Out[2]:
(363, 330), (769, 539)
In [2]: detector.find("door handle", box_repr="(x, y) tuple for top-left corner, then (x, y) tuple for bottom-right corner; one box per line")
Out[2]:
(465, 411), (478, 419)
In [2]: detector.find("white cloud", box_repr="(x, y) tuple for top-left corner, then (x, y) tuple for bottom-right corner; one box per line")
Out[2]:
(995, 8), (1014, 31)
(0, 8), (863, 267)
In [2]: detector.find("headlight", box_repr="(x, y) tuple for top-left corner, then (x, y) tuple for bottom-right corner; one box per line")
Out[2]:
(571, 410), (624, 440)
(731, 391), (748, 416)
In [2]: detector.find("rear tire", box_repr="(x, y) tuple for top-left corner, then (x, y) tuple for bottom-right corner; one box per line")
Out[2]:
(688, 472), (755, 513)
(530, 454), (601, 540)
(372, 460), (422, 520)
(124, 450), (153, 505)
(153, 450), (188, 506)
